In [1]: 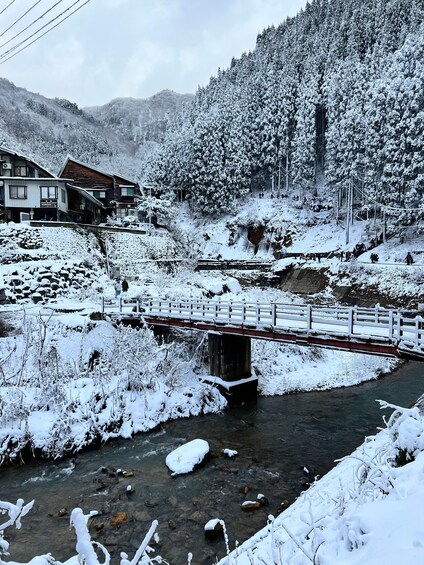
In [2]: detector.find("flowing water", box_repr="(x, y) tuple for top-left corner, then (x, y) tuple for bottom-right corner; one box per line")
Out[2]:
(1, 361), (424, 564)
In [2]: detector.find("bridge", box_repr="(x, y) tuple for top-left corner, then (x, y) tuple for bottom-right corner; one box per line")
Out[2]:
(102, 297), (424, 398)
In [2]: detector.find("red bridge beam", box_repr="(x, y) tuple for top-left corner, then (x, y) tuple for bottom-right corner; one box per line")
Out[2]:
(138, 315), (401, 358)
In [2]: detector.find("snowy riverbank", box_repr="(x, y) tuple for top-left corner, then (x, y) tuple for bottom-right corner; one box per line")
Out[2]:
(219, 398), (424, 565)
(0, 300), (396, 464)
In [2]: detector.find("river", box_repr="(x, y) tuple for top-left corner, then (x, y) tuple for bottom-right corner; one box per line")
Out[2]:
(1, 360), (423, 564)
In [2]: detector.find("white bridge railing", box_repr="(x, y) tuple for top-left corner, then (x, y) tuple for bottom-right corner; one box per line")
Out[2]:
(102, 297), (424, 349)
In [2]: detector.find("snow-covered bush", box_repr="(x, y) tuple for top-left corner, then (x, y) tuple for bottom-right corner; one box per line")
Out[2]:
(0, 314), (225, 463)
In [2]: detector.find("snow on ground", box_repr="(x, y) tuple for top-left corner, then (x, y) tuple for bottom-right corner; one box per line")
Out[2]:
(1, 198), (424, 564)
(254, 341), (397, 396)
(0, 308), (226, 463)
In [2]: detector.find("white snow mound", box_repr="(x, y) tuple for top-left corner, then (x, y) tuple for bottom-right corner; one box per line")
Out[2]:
(165, 439), (210, 475)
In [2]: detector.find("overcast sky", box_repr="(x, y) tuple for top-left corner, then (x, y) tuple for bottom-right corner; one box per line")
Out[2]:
(0, 0), (307, 108)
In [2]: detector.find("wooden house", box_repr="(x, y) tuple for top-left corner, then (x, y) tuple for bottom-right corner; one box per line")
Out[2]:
(59, 157), (140, 218)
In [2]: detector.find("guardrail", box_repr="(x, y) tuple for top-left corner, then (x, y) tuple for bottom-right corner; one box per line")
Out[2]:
(102, 297), (424, 348)
(196, 259), (272, 271)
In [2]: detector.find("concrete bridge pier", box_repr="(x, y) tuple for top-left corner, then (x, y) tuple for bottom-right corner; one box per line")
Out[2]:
(206, 333), (258, 402)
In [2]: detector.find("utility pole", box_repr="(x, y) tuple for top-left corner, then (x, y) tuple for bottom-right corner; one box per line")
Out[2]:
(346, 178), (353, 245)
(278, 161), (281, 192)
(285, 154), (289, 192)
(336, 187), (339, 221)
(383, 209), (386, 243)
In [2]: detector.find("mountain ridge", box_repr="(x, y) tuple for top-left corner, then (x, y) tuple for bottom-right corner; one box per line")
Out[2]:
(0, 77), (190, 181)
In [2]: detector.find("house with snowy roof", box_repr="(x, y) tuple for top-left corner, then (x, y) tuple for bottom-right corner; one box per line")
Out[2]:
(0, 146), (104, 224)
(58, 156), (140, 219)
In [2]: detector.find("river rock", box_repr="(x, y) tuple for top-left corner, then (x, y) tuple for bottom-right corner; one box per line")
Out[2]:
(188, 510), (209, 524)
(58, 507), (68, 517)
(241, 500), (261, 511)
(167, 495), (178, 507)
(223, 448), (238, 458)
(204, 518), (223, 540)
(257, 493), (269, 506)
(101, 466), (117, 478)
(165, 439), (210, 475)
(110, 512), (128, 527)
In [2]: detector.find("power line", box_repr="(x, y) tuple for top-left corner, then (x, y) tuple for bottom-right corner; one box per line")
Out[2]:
(0, 1), (62, 50)
(0, 0), (44, 39)
(0, 0), (92, 64)
(0, 0), (73, 58)
(353, 181), (423, 213)
(0, 0), (17, 17)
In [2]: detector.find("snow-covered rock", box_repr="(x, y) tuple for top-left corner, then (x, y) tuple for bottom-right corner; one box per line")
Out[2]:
(223, 448), (238, 458)
(165, 439), (210, 475)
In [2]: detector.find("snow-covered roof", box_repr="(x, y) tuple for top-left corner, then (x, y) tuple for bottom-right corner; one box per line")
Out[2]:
(58, 155), (138, 186)
(0, 144), (56, 178)
(3, 176), (70, 182)
(67, 184), (106, 208)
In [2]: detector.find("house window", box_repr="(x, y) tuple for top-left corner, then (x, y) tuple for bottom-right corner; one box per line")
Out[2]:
(87, 190), (105, 199)
(9, 185), (27, 199)
(61, 189), (66, 203)
(121, 187), (135, 196)
(40, 186), (58, 199)
(14, 166), (27, 177)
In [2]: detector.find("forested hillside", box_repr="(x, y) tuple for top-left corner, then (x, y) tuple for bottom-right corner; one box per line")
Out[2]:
(85, 89), (193, 145)
(0, 80), (188, 181)
(0, 78), (142, 178)
(151, 0), (424, 223)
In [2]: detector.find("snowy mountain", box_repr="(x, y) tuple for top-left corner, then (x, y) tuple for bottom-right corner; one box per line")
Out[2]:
(152, 0), (424, 221)
(85, 89), (194, 145)
(0, 79), (190, 182)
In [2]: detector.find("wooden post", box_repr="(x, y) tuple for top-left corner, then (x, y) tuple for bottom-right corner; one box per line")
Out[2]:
(271, 303), (277, 326)
(101, 296), (104, 313)
(347, 307), (353, 335)
(388, 310), (393, 338)
(396, 314), (402, 338)
(306, 304), (312, 330)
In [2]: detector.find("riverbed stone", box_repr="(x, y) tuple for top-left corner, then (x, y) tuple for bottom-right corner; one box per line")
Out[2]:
(133, 510), (151, 521)
(241, 500), (261, 511)
(110, 512), (128, 527)
(188, 510), (209, 524)
(167, 495), (178, 507)
(204, 518), (223, 540)
(239, 485), (250, 494)
(257, 494), (269, 506)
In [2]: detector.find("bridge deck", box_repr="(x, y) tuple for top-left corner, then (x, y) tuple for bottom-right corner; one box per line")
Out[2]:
(103, 298), (424, 360)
